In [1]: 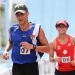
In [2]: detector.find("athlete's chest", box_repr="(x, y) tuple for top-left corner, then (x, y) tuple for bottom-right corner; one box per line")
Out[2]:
(56, 42), (74, 56)
(11, 28), (33, 43)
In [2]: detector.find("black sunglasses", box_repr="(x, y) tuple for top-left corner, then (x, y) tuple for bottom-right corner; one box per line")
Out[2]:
(56, 24), (67, 28)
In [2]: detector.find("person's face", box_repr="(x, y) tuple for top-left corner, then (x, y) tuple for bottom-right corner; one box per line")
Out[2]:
(56, 24), (68, 35)
(15, 11), (29, 25)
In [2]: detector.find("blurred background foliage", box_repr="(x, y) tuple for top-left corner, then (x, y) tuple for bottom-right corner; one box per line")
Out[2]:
(0, 4), (6, 47)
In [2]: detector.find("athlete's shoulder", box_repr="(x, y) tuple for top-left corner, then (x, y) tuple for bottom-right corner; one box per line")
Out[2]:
(31, 22), (41, 27)
(68, 34), (75, 45)
(10, 24), (19, 28)
(9, 24), (19, 32)
(68, 34), (74, 38)
(50, 36), (58, 50)
(50, 36), (57, 44)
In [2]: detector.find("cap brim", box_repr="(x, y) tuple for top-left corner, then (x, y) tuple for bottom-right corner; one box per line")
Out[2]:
(15, 10), (26, 14)
(57, 23), (67, 27)
(57, 20), (67, 26)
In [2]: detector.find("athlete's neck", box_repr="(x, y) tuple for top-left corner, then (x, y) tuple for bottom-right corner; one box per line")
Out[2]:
(58, 34), (68, 40)
(20, 21), (31, 31)
(58, 34), (69, 44)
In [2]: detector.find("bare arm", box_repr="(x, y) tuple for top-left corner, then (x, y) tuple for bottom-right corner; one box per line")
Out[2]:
(49, 41), (61, 62)
(4, 30), (12, 52)
(21, 28), (49, 53)
(4, 40), (12, 52)
(49, 42), (55, 62)
(34, 28), (49, 53)
(3, 31), (12, 60)
(70, 37), (75, 66)
(72, 37), (75, 45)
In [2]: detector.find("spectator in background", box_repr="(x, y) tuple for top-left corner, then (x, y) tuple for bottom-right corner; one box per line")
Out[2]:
(49, 20), (75, 75)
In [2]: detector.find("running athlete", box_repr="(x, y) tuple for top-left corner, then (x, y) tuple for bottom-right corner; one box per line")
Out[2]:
(49, 20), (75, 75)
(3, 4), (49, 75)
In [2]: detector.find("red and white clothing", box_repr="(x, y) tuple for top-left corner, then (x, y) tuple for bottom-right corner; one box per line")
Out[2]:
(55, 35), (75, 71)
